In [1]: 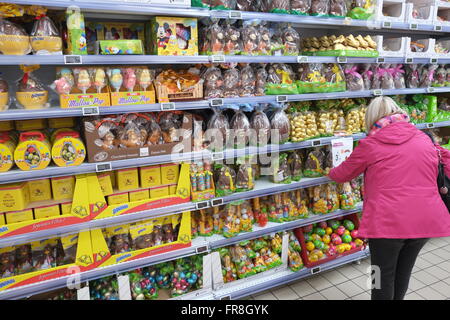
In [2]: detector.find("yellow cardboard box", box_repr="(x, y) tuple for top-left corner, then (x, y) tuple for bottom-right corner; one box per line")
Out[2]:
(97, 173), (114, 196)
(28, 179), (52, 202)
(48, 117), (76, 129)
(116, 168), (139, 191)
(0, 182), (29, 212)
(107, 192), (129, 205)
(150, 186), (169, 199)
(5, 208), (33, 224)
(51, 176), (75, 201)
(0, 213), (4, 225)
(15, 119), (46, 131)
(60, 202), (72, 215)
(161, 163), (179, 185)
(140, 165), (161, 188)
(129, 189), (149, 202)
(168, 184), (177, 195)
(34, 204), (60, 219)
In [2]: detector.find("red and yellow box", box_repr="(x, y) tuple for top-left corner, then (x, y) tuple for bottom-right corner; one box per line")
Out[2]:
(139, 165), (161, 188)
(0, 213), (4, 225)
(60, 202), (72, 216)
(129, 189), (149, 202)
(51, 176), (75, 201)
(161, 163), (179, 185)
(28, 179), (52, 202)
(107, 192), (129, 205)
(150, 185), (169, 199)
(34, 204), (60, 219)
(0, 182), (29, 212)
(97, 172), (114, 196)
(4, 208), (33, 224)
(116, 168), (139, 191)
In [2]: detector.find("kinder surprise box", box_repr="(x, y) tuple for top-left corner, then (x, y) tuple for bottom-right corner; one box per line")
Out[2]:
(149, 17), (198, 56)
(83, 113), (193, 163)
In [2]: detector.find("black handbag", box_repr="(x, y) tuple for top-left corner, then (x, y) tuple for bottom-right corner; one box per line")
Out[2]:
(424, 132), (450, 212)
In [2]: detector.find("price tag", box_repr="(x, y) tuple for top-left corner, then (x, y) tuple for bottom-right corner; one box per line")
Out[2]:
(426, 123), (435, 128)
(427, 87), (435, 93)
(409, 23), (418, 30)
(276, 95), (288, 103)
(64, 55), (82, 64)
(82, 106), (99, 116)
(430, 58), (438, 64)
(160, 102), (175, 111)
(373, 89), (383, 96)
(376, 57), (385, 63)
(77, 286), (90, 300)
(331, 137), (353, 167)
(210, 98), (223, 107)
(96, 162), (112, 172)
(337, 56), (347, 63)
(404, 57), (414, 64)
(196, 201), (209, 210)
(212, 151), (224, 161)
(311, 266), (321, 274)
(139, 147), (149, 157)
(211, 55), (225, 63)
(118, 275), (132, 300)
(297, 56), (308, 63)
(382, 21), (392, 28)
(196, 245), (209, 254)
(211, 198), (223, 206)
(228, 10), (242, 19)
(435, 25), (443, 31)
(311, 139), (321, 147)
(343, 17), (352, 25)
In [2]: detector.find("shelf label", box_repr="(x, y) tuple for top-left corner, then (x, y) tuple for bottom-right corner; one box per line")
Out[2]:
(382, 21), (392, 28)
(427, 87), (435, 93)
(376, 57), (385, 63)
(276, 95), (288, 103)
(160, 102), (175, 111)
(211, 55), (225, 63)
(64, 55), (82, 64)
(139, 147), (149, 157)
(196, 245), (209, 254)
(118, 275), (132, 300)
(426, 123), (434, 128)
(212, 151), (224, 161)
(409, 23), (418, 30)
(435, 25), (443, 31)
(332, 137), (354, 168)
(343, 17), (352, 25)
(196, 201), (209, 210)
(404, 57), (414, 64)
(77, 286), (90, 300)
(373, 89), (383, 96)
(297, 56), (308, 63)
(311, 139), (321, 147)
(430, 58), (438, 64)
(311, 266), (321, 274)
(82, 106), (99, 116)
(211, 198), (223, 206)
(210, 98), (223, 107)
(229, 10), (242, 19)
(337, 56), (347, 63)
(96, 162), (112, 172)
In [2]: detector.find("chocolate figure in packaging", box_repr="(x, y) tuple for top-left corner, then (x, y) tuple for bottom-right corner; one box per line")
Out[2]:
(236, 0), (253, 10)
(419, 64), (438, 88)
(15, 244), (33, 275)
(303, 148), (325, 177)
(330, 0), (347, 17)
(288, 151), (302, 181)
(32, 240), (56, 271)
(265, 0), (290, 13)
(360, 63), (372, 90)
(434, 65), (447, 87)
(344, 64), (364, 91)
(380, 64), (395, 90)
(214, 163), (236, 197)
(230, 105), (251, 148)
(0, 247), (15, 278)
(241, 21), (260, 56)
(271, 153), (291, 184)
(310, 0), (329, 15)
(250, 103), (271, 146)
(258, 23), (271, 55)
(235, 157), (255, 192)
(159, 112), (181, 143)
(208, 21), (225, 54)
(392, 64), (406, 89)
(224, 22), (242, 55)
(270, 103), (290, 144)
(146, 117), (162, 145)
(119, 119), (143, 148)
(207, 106), (230, 151)
(282, 24), (300, 56)
(240, 64), (255, 96)
(255, 66), (268, 96)
(223, 67), (241, 97)
(291, 0), (311, 14)
(406, 64), (420, 88)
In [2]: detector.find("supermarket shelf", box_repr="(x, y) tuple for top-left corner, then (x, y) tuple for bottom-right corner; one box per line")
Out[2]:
(212, 248), (370, 300)
(207, 204), (362, 250)
(0, 237), (208, 300)
(2, 87), (450, 122)
(0, 201), (196, 248)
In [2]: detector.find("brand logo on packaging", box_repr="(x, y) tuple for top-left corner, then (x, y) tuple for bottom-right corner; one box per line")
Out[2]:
(117, 95), (151, 105)
(0, 278), (15, 288)
(116, 254), (131, 263)
(31, 93), (45, 99)
(0, 226), (8, 233)
(112, 204), (128, 215)
(68, 97), (105, 108)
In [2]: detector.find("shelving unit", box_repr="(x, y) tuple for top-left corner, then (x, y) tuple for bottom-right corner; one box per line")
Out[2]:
(0, 0), (449, 301)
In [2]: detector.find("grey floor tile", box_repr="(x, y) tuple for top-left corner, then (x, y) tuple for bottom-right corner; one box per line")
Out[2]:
(412, 265), (421, 274)
(302, 292), (327, 300)
(253, 291), (278, 300)
(413, 270), (440, 285)
(336, 280), (365, 297)
(429, 238), (449, 249)
(289, 280), (317, 298)
(352, 274), (371, 291)
(338, 264), (365, 279)
(416, 286), (446, 300)
(351, 291), (370, 300)
(408, 276), (427, 292)
(306, 274), (333, 291)
(437, 260), (450, 271)
(271, 286), (300, 300)
(319, 286), (348, 300)
(430, 248), (450, 260)
(426, 265), (450, 281)
(405, 292), (425, 300)
(422, 242), (439, 253)
(430, 281), (450, 299)
(321, 270), (349, 285)
(421, 252), (445, 265)
(415, 257), (433, 269)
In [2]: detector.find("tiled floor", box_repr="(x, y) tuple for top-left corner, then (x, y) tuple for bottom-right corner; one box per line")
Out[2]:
(243, 237), (450, 300)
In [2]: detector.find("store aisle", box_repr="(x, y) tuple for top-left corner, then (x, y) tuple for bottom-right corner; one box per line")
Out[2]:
(243, 237), (450, 300)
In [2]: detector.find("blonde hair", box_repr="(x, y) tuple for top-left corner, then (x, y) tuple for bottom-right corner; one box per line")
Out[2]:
(365, 96), (407, 132)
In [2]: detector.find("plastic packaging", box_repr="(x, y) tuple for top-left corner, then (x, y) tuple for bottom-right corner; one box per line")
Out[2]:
(310, 0), (329, 15)
(344, 64), (364, 91)
(224, 23), (242, 55)
(0, 18), (31, 55)
(255, 66), (268, 96)
(207, 106), (230, 151)
(241, 21), (260, 56)
(208, 21), (225, 55)
(339, 182), (355, 209)
(250, 104), (271, 146)
(270, 104), (291, 144)
(214, 163), (236, 197)
(258, 23), (271, 55)
(271, 153), (291, 184)
(230, 105), (251, 148)
(265, 0), (291, 13)
(235, 159), (255, 192)
(210, 0), (236, 10)
(391, 64), (406, 89)
(223, 67), (241, 98)
(288, 151), (303, 181)
(282, 24), (300, 56)
(310, 185), (328, 214)
(204, 66), (224, 99)
(291, 0), (311, 15)
(406, 64), (420, 88)
(30, 15), (62, 55)
(240, 65), (256, 96)
(266, 63), (298, 95)
(303, 148), (325, 177)
(329, 0), (347, 17)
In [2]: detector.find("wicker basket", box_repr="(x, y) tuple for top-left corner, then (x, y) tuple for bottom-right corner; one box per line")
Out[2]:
(155, 80), (203, 103)
(0, 35), (31, 55)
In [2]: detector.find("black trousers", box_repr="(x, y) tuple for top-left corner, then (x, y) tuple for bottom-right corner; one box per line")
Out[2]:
(368, 238), (428, 300)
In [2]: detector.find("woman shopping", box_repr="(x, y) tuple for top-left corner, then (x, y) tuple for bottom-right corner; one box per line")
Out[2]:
(328, 96), (450, 300)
